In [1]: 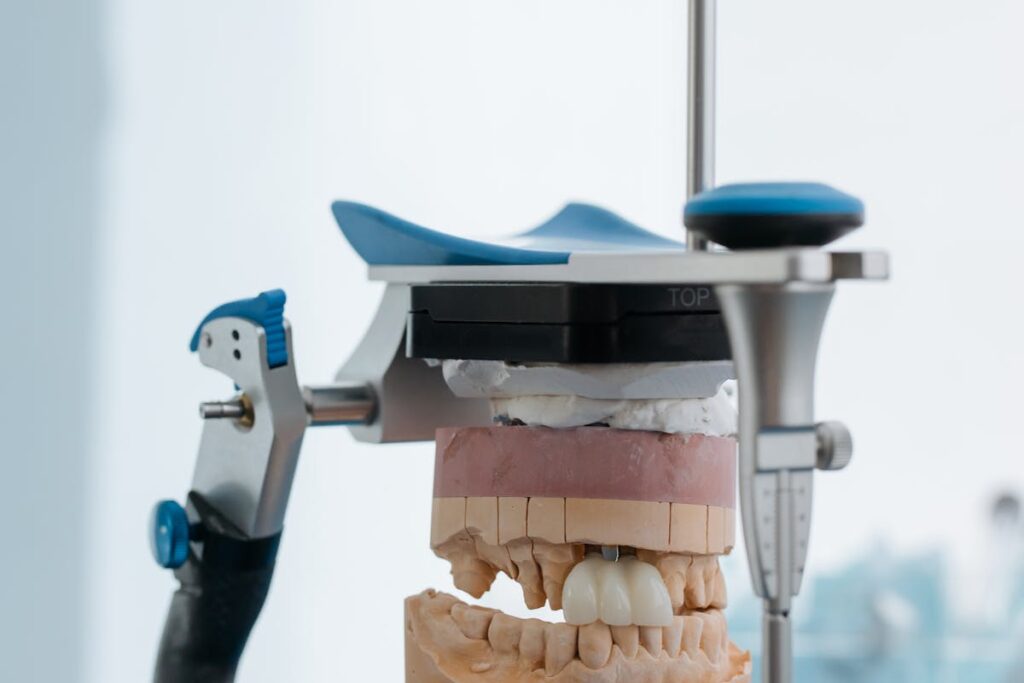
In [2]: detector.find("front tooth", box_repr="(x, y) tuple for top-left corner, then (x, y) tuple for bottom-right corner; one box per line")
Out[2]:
(578, 623), (613, 669)
(544, 623), (578, 675)
(519, 619), (546, 670)
(487, 613), (522, 655)
(681, 615), (704, 657)
(596, 560), (632, 626)
(562, 557), (601, 624)
(610, 625), (640, 658)
(639, 626), (663, 656)
(451, 603), (496, 640)
(623, 558), (673, 626)
(663, 616), (685, 657)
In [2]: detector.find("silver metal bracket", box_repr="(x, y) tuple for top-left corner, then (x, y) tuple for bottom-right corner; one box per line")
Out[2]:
(336, 284), (491, 443)
(190, 315), (307, 540)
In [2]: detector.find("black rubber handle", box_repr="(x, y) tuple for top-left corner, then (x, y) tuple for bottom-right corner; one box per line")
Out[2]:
(154, 493), (281, 683)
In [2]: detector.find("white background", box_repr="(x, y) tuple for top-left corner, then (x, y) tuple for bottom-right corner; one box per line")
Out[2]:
(6, 0), (1024, 681)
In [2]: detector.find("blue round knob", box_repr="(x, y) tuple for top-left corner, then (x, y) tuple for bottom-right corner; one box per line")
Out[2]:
(684, 182), (865, 249)
(150, 500), (190, 569)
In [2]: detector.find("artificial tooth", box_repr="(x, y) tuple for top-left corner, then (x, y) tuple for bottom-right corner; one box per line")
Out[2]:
(623, 557), (674, 627)
(487, 613), (522, 655)
(563, 556), (674, 627)
(518, 619), (547, 670)
(610, 625), (640, 658)
(562, 557), (601, 625)
(639, 626), (663, 656)
(596, 560), (632, 626)
(451, 603), (496, 640)
(663, 616), (685, 658)
(544, 623), (578, 676)
(681, 615), (704, 657)
(578, 623), (613, 669)
(507, 539), (546, 609)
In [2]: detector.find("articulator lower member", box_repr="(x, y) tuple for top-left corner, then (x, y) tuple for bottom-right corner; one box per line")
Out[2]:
(149, 4), (888, 682)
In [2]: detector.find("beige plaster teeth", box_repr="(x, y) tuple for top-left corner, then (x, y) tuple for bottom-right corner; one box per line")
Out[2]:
(697, 611), (724, 663)
(534, 542), (583, 611)
(507, 538), (547, 610)
(681, 614), (704, 658)
(610, 625), (640, 658)
(710, 568), (728, 609)
(473, 536), (517, 580)
(518, 619), (547, 670)
(487, 613), (522, 655)
(451, 603), (496, 640)
(663, 616), (685, 658)
(685, 556), (710, 609)
(639, 625), (663, 656)
(544, 623), (578, 676)
(578, 622), (613, 670)
(435, 533), (497, 599)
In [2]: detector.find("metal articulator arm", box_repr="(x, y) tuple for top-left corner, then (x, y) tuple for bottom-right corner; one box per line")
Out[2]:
(150, 286), (484, 682)
(151, 290), (308, 682)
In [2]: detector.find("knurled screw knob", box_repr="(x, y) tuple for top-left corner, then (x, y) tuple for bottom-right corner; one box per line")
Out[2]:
(815, 421), (853, 471)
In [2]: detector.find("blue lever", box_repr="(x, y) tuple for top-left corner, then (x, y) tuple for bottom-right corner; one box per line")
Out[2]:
(188, 289), (289, 369)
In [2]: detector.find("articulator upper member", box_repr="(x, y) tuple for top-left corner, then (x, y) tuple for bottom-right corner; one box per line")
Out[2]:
(148, 3), (888, 683)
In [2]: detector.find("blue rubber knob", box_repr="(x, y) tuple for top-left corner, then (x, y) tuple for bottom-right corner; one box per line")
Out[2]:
(150, 500), (191, 569)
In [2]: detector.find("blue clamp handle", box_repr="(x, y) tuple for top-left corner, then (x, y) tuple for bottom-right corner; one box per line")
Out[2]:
(188, 289), (289, 369)
(150, 500), (191, 569)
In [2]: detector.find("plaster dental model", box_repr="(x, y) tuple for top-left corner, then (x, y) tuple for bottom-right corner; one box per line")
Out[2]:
(406, 363), (752, 682)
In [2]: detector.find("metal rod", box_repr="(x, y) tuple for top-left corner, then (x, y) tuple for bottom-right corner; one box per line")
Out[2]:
(686, 0), (716, 251)
(302, 382), (376, 427)
(199, 400), (247, 420)
(763, 611), (792, 683)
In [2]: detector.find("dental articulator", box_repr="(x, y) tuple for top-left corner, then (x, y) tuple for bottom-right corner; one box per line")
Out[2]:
(149, 3), (888, 682)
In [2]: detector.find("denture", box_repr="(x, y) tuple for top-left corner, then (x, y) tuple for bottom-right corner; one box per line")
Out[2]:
(408, 382), (752, 682)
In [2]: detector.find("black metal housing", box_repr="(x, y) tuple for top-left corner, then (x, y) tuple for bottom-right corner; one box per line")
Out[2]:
(407, 283), (732, 363)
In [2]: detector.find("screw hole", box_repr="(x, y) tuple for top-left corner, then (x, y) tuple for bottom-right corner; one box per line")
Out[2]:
(203, 332), (213, 348)
(232, 330), (240, 341)
(233, 349), (241, 360)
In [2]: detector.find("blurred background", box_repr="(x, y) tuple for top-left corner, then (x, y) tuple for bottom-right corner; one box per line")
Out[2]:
(4, 0), (1024, 680)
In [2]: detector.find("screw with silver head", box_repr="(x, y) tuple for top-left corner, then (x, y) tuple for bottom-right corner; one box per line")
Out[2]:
(815, 421), (854, 471)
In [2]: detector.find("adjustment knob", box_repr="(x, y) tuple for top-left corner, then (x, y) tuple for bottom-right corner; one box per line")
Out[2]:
(815, 421), (853, 471)
(149, 500), (191, 569)
(684, 182), (865, 250)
